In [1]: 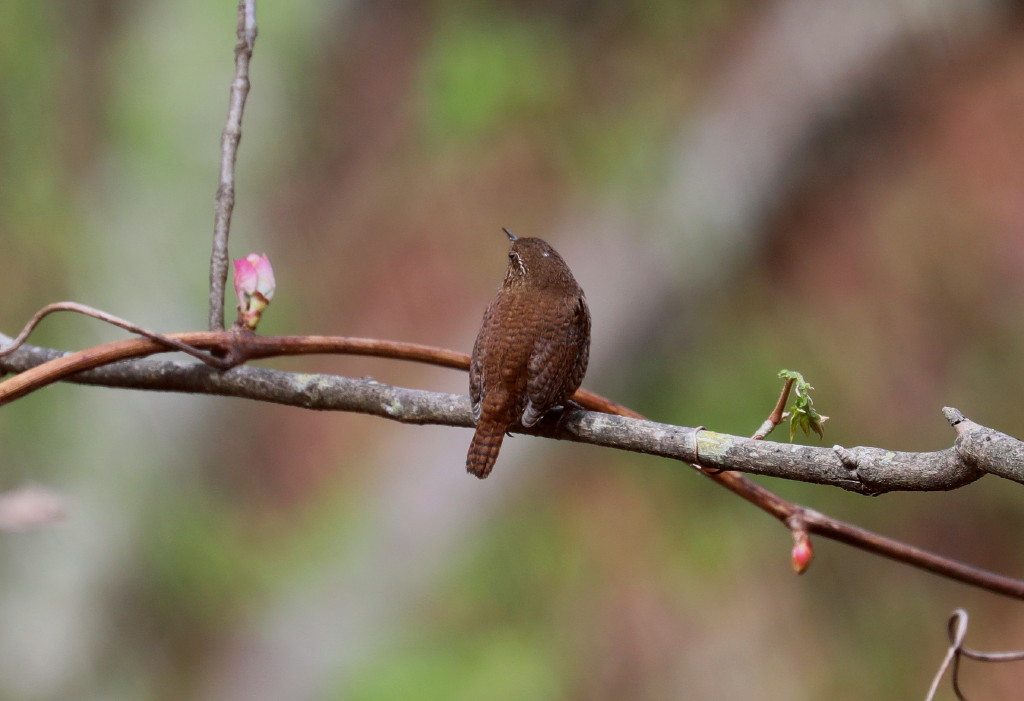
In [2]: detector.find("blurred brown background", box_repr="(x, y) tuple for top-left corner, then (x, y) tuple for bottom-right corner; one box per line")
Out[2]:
(3, 1), (1024, 699)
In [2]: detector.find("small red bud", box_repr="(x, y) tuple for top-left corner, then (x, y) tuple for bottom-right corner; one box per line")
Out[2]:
(791, 533), (813, 574)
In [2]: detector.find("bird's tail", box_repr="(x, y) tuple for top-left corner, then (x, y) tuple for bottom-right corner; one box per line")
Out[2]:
(466, 421), (505, 479)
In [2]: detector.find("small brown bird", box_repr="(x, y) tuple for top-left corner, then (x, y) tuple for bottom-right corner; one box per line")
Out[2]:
(467, 229), (591, 478)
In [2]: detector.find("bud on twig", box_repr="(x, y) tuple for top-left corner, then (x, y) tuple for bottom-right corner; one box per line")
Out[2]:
(791, 530), (814, 574)
(233, 253), (275, 330)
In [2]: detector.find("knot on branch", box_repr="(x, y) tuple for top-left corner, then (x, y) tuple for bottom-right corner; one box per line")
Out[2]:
(833, 444), (858, 471)
(830, 445), (882, 496)
(950, 409), (1024, 485)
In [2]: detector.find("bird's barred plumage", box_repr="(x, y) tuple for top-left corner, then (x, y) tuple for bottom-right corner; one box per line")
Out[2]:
(467, 232), (590, 478)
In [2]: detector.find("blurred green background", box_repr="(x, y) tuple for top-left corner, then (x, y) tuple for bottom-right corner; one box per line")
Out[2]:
(3, 1), (1024, 699)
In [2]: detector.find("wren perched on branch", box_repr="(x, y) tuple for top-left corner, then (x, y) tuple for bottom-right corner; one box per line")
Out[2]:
(467, 228), (591, 478)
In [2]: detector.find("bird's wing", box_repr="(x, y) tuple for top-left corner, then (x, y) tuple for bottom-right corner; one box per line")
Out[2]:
(522, 295), (590, 427)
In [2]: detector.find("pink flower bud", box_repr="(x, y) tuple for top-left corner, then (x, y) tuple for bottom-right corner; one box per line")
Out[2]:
(233, 253), (275, 330)
(791, 533), (814, 574)
(234, 253), (275, 300)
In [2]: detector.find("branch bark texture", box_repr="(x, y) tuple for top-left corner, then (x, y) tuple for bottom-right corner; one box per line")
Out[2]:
(0, 335), (1013, 494)
(2, 333), (1023, 600)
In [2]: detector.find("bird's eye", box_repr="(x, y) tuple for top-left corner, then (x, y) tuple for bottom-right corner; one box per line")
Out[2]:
(507, 251), (525, 274)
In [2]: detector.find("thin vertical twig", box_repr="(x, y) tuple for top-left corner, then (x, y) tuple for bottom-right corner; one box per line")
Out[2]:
(209, 0), (258, 331)
(925, 610), (966, 700)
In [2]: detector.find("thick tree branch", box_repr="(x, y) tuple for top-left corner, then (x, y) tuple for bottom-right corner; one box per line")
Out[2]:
(2, 332), (1024, 600)
(550, 412), (986, 493)
(0, 335), (1014, 495)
